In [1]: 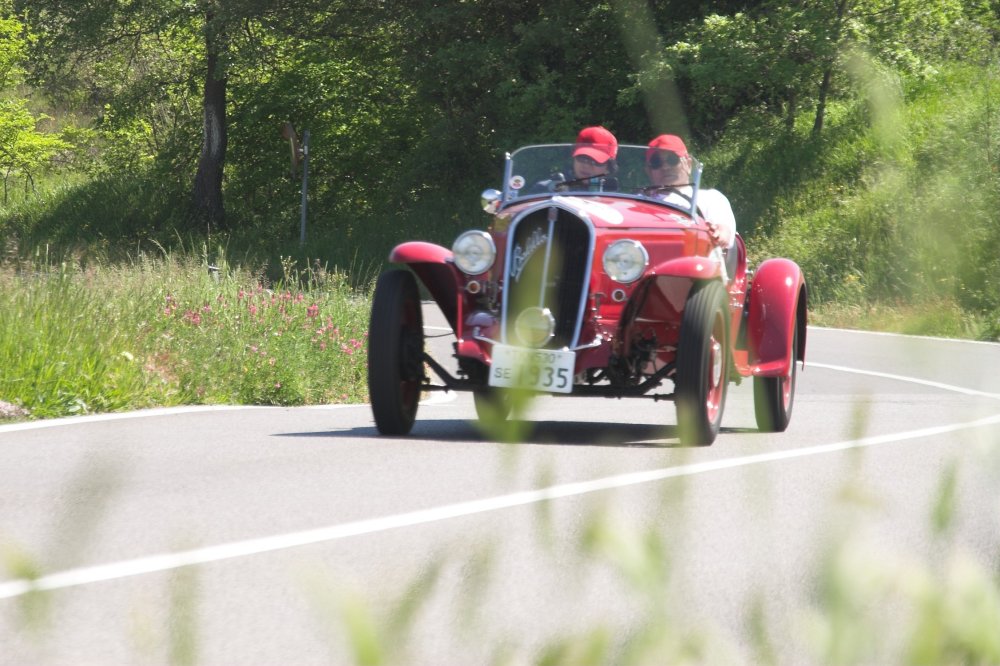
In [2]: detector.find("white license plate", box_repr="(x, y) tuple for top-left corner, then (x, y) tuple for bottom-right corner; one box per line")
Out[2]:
(488, 344), (576, 393)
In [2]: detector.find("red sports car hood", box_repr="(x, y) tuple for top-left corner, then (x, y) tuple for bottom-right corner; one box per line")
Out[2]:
(503, 194), (698, 230)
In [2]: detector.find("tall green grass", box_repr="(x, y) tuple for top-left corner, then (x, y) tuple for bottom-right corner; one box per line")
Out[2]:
(0, 249), (370, 420)
(712, 61), (1000, 341)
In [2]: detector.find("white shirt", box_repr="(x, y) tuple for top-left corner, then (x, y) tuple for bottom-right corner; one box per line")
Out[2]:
(655, 186), (736, 248)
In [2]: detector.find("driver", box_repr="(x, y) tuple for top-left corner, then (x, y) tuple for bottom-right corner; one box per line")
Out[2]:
(645, 134), (735, 249)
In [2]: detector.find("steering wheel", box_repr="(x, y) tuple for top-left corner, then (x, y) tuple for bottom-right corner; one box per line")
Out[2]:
(640, 185), (693, 205)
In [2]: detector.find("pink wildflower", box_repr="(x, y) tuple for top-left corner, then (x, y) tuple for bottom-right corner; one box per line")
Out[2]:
(307, 304), (319, 318)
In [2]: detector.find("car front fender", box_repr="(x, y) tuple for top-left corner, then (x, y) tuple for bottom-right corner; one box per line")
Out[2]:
(747, 258), (807, 376)
(388, 242), (463, 331)
(648, 255), (725, 281)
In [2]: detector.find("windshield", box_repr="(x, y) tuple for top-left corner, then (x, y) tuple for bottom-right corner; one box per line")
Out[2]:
(501, 144), (703, 212)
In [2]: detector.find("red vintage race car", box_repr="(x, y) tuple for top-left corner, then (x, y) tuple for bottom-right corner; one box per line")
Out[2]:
(368, 144), (807, 445)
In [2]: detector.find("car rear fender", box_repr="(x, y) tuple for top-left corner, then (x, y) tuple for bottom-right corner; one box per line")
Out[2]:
(388, 241), (463, 331)
(747, 258), (807, 376)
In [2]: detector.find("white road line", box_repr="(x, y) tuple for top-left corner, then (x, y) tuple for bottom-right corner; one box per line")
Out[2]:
(0, 404), (358, 434)
(2, 362), (1000, 600)
(810, 325), (1000, 346)
(809, 362), (1000, 401)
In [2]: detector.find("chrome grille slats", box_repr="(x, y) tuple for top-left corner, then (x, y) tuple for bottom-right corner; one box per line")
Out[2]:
(501, 205), (594, 349)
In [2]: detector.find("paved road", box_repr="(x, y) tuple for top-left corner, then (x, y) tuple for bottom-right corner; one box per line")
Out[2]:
(2, 305), (999, 665)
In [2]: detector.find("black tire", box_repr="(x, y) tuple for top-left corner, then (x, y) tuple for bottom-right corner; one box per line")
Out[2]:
(675, 281), (729, 446)
(754, 324), (798, 432)
(368, 270), (424, 435)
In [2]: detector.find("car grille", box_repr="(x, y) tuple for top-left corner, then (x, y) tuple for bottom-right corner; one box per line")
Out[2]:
(502, 205), (593, 349)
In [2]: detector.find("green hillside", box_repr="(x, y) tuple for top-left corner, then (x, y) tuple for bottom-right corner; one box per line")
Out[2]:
(2, 1), (998, 341)
(714, 62), (1000, 339)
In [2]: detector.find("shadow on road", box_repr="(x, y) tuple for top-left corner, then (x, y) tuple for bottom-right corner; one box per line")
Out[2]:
(276, 420), (755, 448)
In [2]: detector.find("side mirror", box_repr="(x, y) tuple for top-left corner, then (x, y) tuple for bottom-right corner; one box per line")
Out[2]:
(480, 188), (502, 215)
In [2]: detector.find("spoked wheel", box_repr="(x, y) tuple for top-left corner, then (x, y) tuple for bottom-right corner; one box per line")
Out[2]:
(754, 324), (798, 432)
(368, 270), (425, 435)
(675, 281), (729, 446)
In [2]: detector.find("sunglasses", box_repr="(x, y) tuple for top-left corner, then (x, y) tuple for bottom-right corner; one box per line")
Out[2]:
(648, 151), (682, 169)
(574, 154), (607, 167)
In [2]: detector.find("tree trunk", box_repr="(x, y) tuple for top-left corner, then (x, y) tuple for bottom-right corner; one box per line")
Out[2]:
(812, 68), (832, 137)
(812, 0), (852, 138)
(785, 89), (797, 132)
(191, 16), (228, 233)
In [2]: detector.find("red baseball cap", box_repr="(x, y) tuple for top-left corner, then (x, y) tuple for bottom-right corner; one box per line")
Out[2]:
(573, 126), (618, 164)
(646, 134), (689, 161)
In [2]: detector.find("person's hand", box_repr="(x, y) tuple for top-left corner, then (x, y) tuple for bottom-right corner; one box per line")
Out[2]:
(706, 221), (733, 247)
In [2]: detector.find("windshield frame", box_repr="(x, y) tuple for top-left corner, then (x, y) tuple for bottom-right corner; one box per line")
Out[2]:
(499, 144), (704, 219)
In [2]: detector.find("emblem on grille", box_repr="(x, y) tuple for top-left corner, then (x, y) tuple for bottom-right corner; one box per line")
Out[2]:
(510, 228), (547, 282)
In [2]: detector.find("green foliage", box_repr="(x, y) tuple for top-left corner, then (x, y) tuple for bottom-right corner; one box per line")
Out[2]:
(727, 60), (1000, 338)
(2, 0), (1000, 339)
(0, 101), (73, 202)
(0, 251), (369, 420)
(0, 11), (26, 89)
(0, 12), (73, 202)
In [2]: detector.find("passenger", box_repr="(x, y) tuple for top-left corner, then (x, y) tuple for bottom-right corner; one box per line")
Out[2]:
(645, 134), (735, 249)
(570, 126), (618, 188)
(527, 126), (619, 194)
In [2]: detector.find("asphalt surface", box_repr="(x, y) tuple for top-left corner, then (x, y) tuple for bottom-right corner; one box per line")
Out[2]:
(2, 304), (1000, 665)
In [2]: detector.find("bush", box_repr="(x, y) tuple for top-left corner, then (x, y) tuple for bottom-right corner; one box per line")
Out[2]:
(0, 250), (370, 420)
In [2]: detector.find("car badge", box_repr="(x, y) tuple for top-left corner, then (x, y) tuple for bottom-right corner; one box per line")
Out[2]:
(510, 227), (547, 282)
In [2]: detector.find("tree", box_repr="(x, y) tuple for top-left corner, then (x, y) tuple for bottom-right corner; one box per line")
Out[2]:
(0, 11), (70, 203)
(16, 0), (383, 232)
(191, 8), (228, 232)
(654, 0), (983, 140)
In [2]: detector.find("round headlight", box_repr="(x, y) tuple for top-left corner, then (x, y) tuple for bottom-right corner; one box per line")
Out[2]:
(602, 240), (648, 284)
(452, 231), (496, 275)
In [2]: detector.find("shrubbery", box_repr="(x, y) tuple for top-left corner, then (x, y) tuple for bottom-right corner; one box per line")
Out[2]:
(0, 251), (369, 419)
(713, 62), (1000, 340)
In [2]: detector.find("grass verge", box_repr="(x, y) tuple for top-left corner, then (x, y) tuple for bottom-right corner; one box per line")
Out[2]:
(0, 249), (370, 421)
